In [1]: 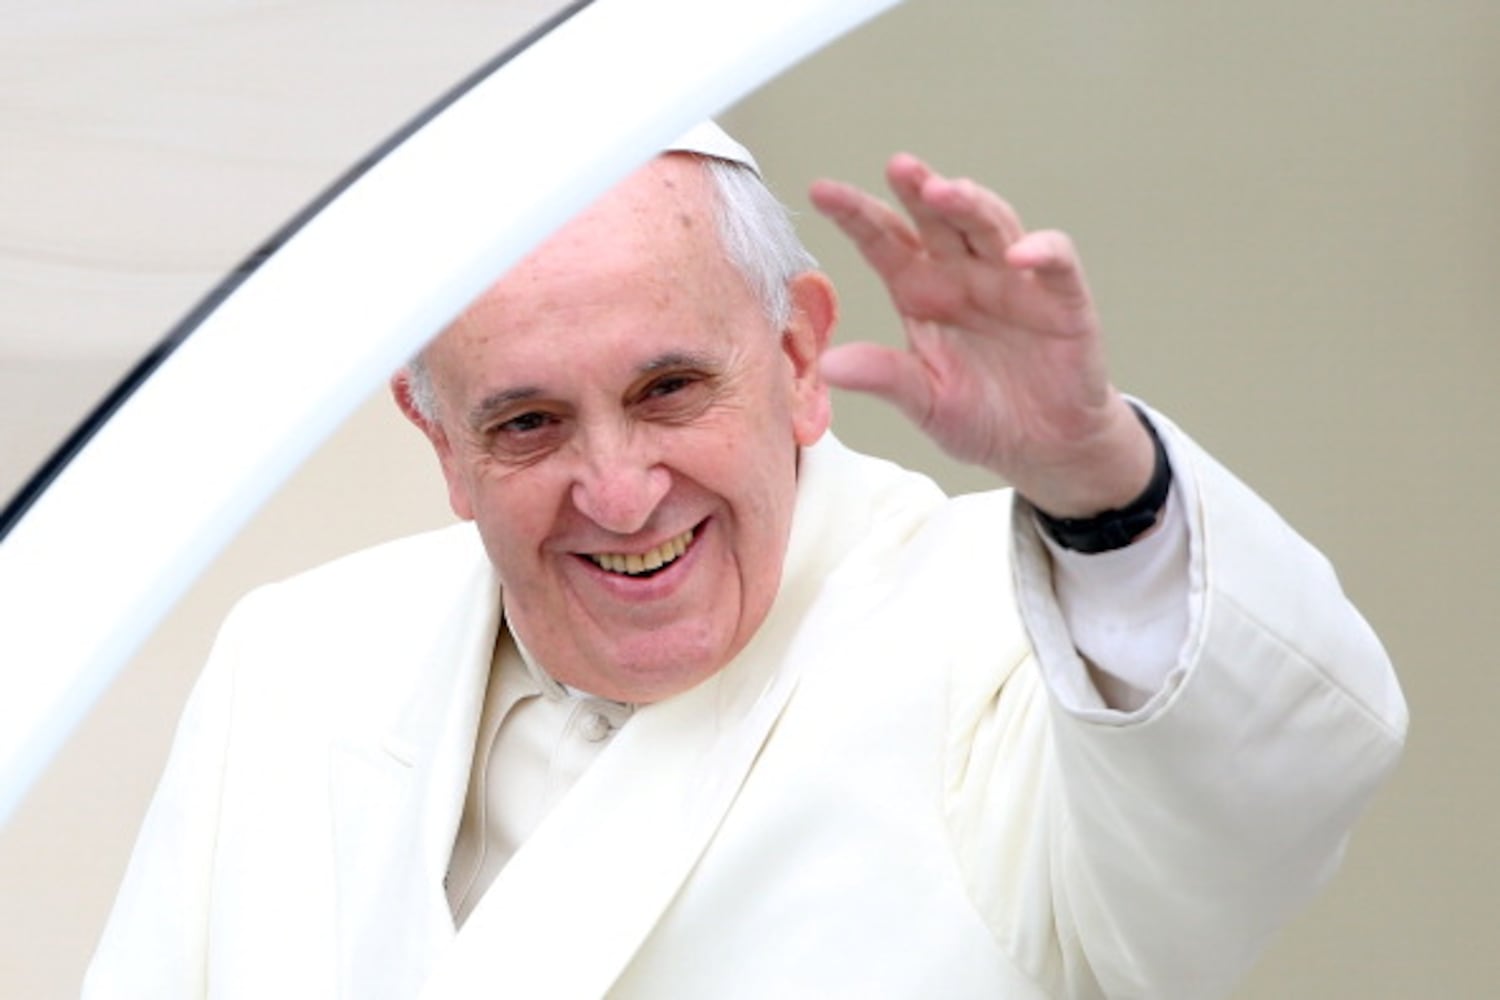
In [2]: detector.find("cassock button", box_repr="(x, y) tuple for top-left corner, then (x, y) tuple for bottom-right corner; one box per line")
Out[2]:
(581, 711), (613, 743)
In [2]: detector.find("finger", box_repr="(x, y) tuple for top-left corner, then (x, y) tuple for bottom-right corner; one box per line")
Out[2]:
(1005, 230), (1090, 305)
(888, 154), (1026, 263)
(808, 179), (923, 283)
(885, 154), (972, 261)
(929, 178), (1027, 262)
(819, 342), (934, 427)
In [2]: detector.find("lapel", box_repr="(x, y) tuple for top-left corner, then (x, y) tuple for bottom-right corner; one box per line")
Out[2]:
(328, 539), (502, 1000)
(418, 437), (942, 1000)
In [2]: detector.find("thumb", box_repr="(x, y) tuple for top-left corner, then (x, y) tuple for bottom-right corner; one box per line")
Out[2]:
(820, 342), (933, 425)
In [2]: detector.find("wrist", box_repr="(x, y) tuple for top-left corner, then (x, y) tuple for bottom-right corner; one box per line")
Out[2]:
(1029, 404), (1172, 554)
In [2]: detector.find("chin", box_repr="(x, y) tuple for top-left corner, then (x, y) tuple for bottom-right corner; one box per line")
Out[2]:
(599, 636), (736, 704)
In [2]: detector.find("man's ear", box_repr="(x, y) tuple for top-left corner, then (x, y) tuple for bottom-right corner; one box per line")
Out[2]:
(390, 369), (474, 521)
(783, 271), (838, 447)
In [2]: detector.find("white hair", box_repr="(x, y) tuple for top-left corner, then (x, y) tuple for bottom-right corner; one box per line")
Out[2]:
(403, 156), (815, 424)
(701, 156), (818, 330)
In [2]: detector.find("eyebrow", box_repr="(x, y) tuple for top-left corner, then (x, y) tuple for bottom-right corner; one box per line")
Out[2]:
(638, 350), (718, 374)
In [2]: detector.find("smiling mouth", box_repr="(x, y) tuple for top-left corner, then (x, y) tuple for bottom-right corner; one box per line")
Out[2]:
(585, 526), (696, 577)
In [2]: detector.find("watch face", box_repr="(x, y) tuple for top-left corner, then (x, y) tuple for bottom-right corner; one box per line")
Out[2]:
(0, 0), (900, 825)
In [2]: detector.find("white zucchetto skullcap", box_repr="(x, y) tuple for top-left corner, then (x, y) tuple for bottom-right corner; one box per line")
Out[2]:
(665, 121), (760, 177)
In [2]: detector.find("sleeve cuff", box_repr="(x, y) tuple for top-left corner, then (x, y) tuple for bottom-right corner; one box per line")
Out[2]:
(1011, 404), (1205, 719)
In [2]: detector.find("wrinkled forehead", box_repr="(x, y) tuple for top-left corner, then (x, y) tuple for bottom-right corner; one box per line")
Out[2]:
(470, 154), (725, 317)
(537, 153), (719, 262)
(430, 154), (745, 366)
(534, 115), (752, 255)
(517, 117), (752, 269)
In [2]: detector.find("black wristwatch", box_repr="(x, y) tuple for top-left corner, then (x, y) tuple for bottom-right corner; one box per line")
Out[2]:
(1032, 405), (1172, 555)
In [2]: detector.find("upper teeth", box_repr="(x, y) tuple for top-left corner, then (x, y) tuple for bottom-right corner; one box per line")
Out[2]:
(588, 528), (694, 576)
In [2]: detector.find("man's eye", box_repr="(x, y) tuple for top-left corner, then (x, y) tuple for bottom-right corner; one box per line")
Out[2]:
(497, 411), (554, 434)
(646, 375), (693, 398)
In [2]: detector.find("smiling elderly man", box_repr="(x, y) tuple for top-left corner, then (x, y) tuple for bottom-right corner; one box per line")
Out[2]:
(87, 125), (1406, 999)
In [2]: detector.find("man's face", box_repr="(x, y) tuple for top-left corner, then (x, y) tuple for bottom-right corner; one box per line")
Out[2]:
(403, 156), (834, 703)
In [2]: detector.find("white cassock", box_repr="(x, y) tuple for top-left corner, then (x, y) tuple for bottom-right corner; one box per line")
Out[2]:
(84, 410), (1406, 999)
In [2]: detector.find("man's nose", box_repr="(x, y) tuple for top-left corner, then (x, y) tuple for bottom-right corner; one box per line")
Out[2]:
(568, 429), (671, 535)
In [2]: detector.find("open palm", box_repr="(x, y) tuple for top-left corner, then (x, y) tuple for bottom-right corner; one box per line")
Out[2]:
(810, 154), (1151, 517)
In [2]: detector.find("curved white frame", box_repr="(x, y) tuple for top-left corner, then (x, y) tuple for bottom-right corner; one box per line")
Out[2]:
(0, 0), (904, 827)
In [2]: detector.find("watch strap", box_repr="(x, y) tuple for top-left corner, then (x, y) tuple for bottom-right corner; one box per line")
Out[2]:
(1032, 406), (1172, 554)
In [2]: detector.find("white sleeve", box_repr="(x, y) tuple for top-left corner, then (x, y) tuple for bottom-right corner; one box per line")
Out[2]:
(993, 408), (1406, 997)
(1029, 405), (1204, 714)
(1040, 480), (1190, 712)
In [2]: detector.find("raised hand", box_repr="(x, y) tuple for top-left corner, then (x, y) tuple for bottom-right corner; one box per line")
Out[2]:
(809, 154), (1155, 519)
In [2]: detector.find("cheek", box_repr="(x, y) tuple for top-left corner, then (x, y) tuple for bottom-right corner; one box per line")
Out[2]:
(467, 470), (560, 567)
(693, 428), (783, 512)
(443, 467), (476, 521)
(714, 431), (800, 560)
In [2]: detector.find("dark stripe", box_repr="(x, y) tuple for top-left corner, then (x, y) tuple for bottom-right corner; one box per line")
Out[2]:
(0, 0), (595, 541)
